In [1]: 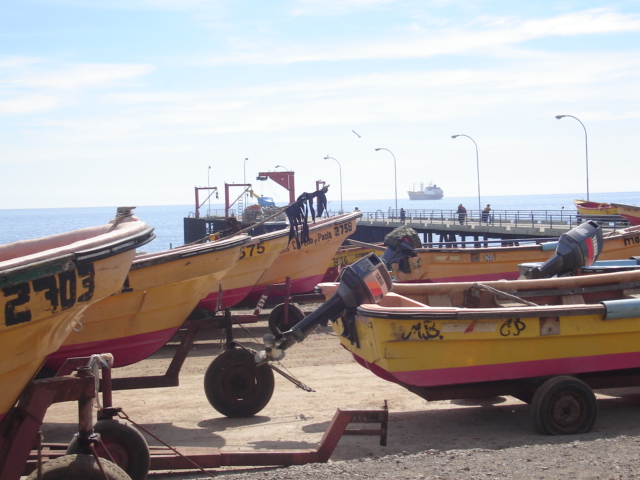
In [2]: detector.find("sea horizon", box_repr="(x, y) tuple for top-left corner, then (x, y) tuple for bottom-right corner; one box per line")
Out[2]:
(2, 190), (638, 253)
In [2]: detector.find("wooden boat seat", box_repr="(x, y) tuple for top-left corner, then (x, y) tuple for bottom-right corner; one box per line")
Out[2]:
(496, 298), (527, 308)
(427, 294), (452, 307)
(623, 288), (640, 299)
(561, 294), (585, 305)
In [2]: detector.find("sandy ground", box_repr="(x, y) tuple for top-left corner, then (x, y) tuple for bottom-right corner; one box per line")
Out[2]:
(40, 304), (640, 478)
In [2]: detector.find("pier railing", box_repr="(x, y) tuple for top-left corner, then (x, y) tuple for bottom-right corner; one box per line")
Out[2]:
(352, 208), (631, 231)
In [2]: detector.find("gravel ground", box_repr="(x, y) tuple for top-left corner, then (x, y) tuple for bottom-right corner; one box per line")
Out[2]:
(153, 436), (640, 480)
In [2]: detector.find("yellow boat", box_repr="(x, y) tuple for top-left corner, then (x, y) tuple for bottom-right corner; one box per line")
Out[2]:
(197, 232), (291, 312)
(263, 228), (640, 435)
(45, 234), (251, 370)
(316, 266), (640, 434)
(574, 199), (619, 216)
(383, 224), (640, 283)
(245, 211), (362, 299)
(0, 208), (154, 420)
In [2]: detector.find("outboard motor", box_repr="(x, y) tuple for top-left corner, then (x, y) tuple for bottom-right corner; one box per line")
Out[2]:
(256, 253), (392, 363)
(521, 221), (603, 279)
(380, 226), (422, 273)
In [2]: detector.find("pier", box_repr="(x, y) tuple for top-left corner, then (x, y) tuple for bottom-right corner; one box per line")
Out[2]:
(346, 208), (630, 246)
(183, 208), (631, 246)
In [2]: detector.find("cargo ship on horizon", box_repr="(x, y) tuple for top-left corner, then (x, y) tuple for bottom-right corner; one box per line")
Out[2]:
(407, 182), (444, 200)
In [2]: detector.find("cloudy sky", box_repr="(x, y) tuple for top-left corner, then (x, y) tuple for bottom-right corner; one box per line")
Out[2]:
(2, 0), (639, 209)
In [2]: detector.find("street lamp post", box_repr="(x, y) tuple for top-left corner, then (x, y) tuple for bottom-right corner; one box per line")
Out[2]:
(556, 114), (589, 201)
(451, 134), (481, 215)
(324, 156), (343, 213)
(374, 148), (397, 213)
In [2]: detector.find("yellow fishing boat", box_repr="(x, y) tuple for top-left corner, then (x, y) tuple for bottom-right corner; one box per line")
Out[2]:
(320, 265), (640, 434)
(261, 227), (640, 434)
(246, 211), (362, 299)
(45, 234), (251, 370)
(197, 231), (291, 312)
(0, 208), (154, 420)
(381, 224), (640, 283)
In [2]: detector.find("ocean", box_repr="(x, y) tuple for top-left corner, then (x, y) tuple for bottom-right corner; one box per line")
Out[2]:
(2, 191), (638, 253)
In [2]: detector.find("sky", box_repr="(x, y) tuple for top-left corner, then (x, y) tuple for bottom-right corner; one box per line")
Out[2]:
(1, 0), (640, 210)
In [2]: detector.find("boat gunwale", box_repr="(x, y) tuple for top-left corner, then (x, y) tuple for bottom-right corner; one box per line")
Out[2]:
(0, 225), (155, 289)
(131, 233), (250, 270)
(231, 210), (363, 244)
(355, 302), (606, 321)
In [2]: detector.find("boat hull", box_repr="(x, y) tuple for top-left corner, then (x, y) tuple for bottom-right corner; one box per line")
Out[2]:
(246, 212), (362, 299)
(407, 192), (444, 200)
(390, 225), (640, 283)
(324, 268), (640, 397)
(45, 235), (249, 370)
(612, 203), (640, 226)
(0, 213), (153, 419)
(197, 233), (290, 311)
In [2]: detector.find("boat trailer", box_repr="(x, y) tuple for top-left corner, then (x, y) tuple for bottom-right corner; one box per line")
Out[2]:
(12, 356), (387, 480)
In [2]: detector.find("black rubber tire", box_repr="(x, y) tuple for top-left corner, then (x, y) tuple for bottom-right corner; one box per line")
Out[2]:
(531, 376), (597, 435)
(204, 347), (275, 418)
(26, 454), (131, 480)
(66, 419), (149, 480)
(268, 303), (305, 336)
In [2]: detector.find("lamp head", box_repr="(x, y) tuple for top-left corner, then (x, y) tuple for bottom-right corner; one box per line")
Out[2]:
(451, 135), (459, 139)
(555, 115), (565, 119)
(323, 156), (329, 160)
(375, 148), (382, 151)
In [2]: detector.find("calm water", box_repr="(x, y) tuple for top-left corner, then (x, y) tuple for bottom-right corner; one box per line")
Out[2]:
(1, 192), (638, 253)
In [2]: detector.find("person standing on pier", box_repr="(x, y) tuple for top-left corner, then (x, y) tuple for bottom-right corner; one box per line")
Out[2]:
(482, 204), (492, 223)
(457, 204), (467, 225)
(400, 208), (406, 223)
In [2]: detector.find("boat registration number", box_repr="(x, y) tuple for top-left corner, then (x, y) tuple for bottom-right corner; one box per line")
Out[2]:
(2, 264), (95, 327)
(240, 243), (266, 259)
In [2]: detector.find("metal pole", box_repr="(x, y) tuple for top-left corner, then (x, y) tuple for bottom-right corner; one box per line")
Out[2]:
(451, 135), (481, 214)
(323, 156), (343, 213)
(207, 165), (211, 215)
(556, 115), (589, 201)
(374, 148), (397, 213)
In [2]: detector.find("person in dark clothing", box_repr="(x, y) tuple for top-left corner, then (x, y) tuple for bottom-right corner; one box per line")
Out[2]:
(457, 204), (467, 225)
(482, 204), (491, 223)
(400, 208), (406, 223)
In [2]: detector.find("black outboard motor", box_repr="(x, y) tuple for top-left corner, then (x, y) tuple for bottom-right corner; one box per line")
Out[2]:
(380, 226), (422, 273)
(256, 253), (392, 363)
(521, 221), (603, 279)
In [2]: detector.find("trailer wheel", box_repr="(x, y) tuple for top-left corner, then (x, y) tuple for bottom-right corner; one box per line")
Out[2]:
(268, 303), (305, 336)
(27, 454), (131, 480)
(204, 347), (275, 418)
(531, 376), (597, 435)
(66, 419), (149, 480)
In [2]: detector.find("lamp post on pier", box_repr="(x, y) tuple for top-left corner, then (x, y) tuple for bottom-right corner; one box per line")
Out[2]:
(451, 134), (481, 215)
(323, 155), (343, 213)
(556, 114), (589, 201)
(374, 147), (397, 213)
